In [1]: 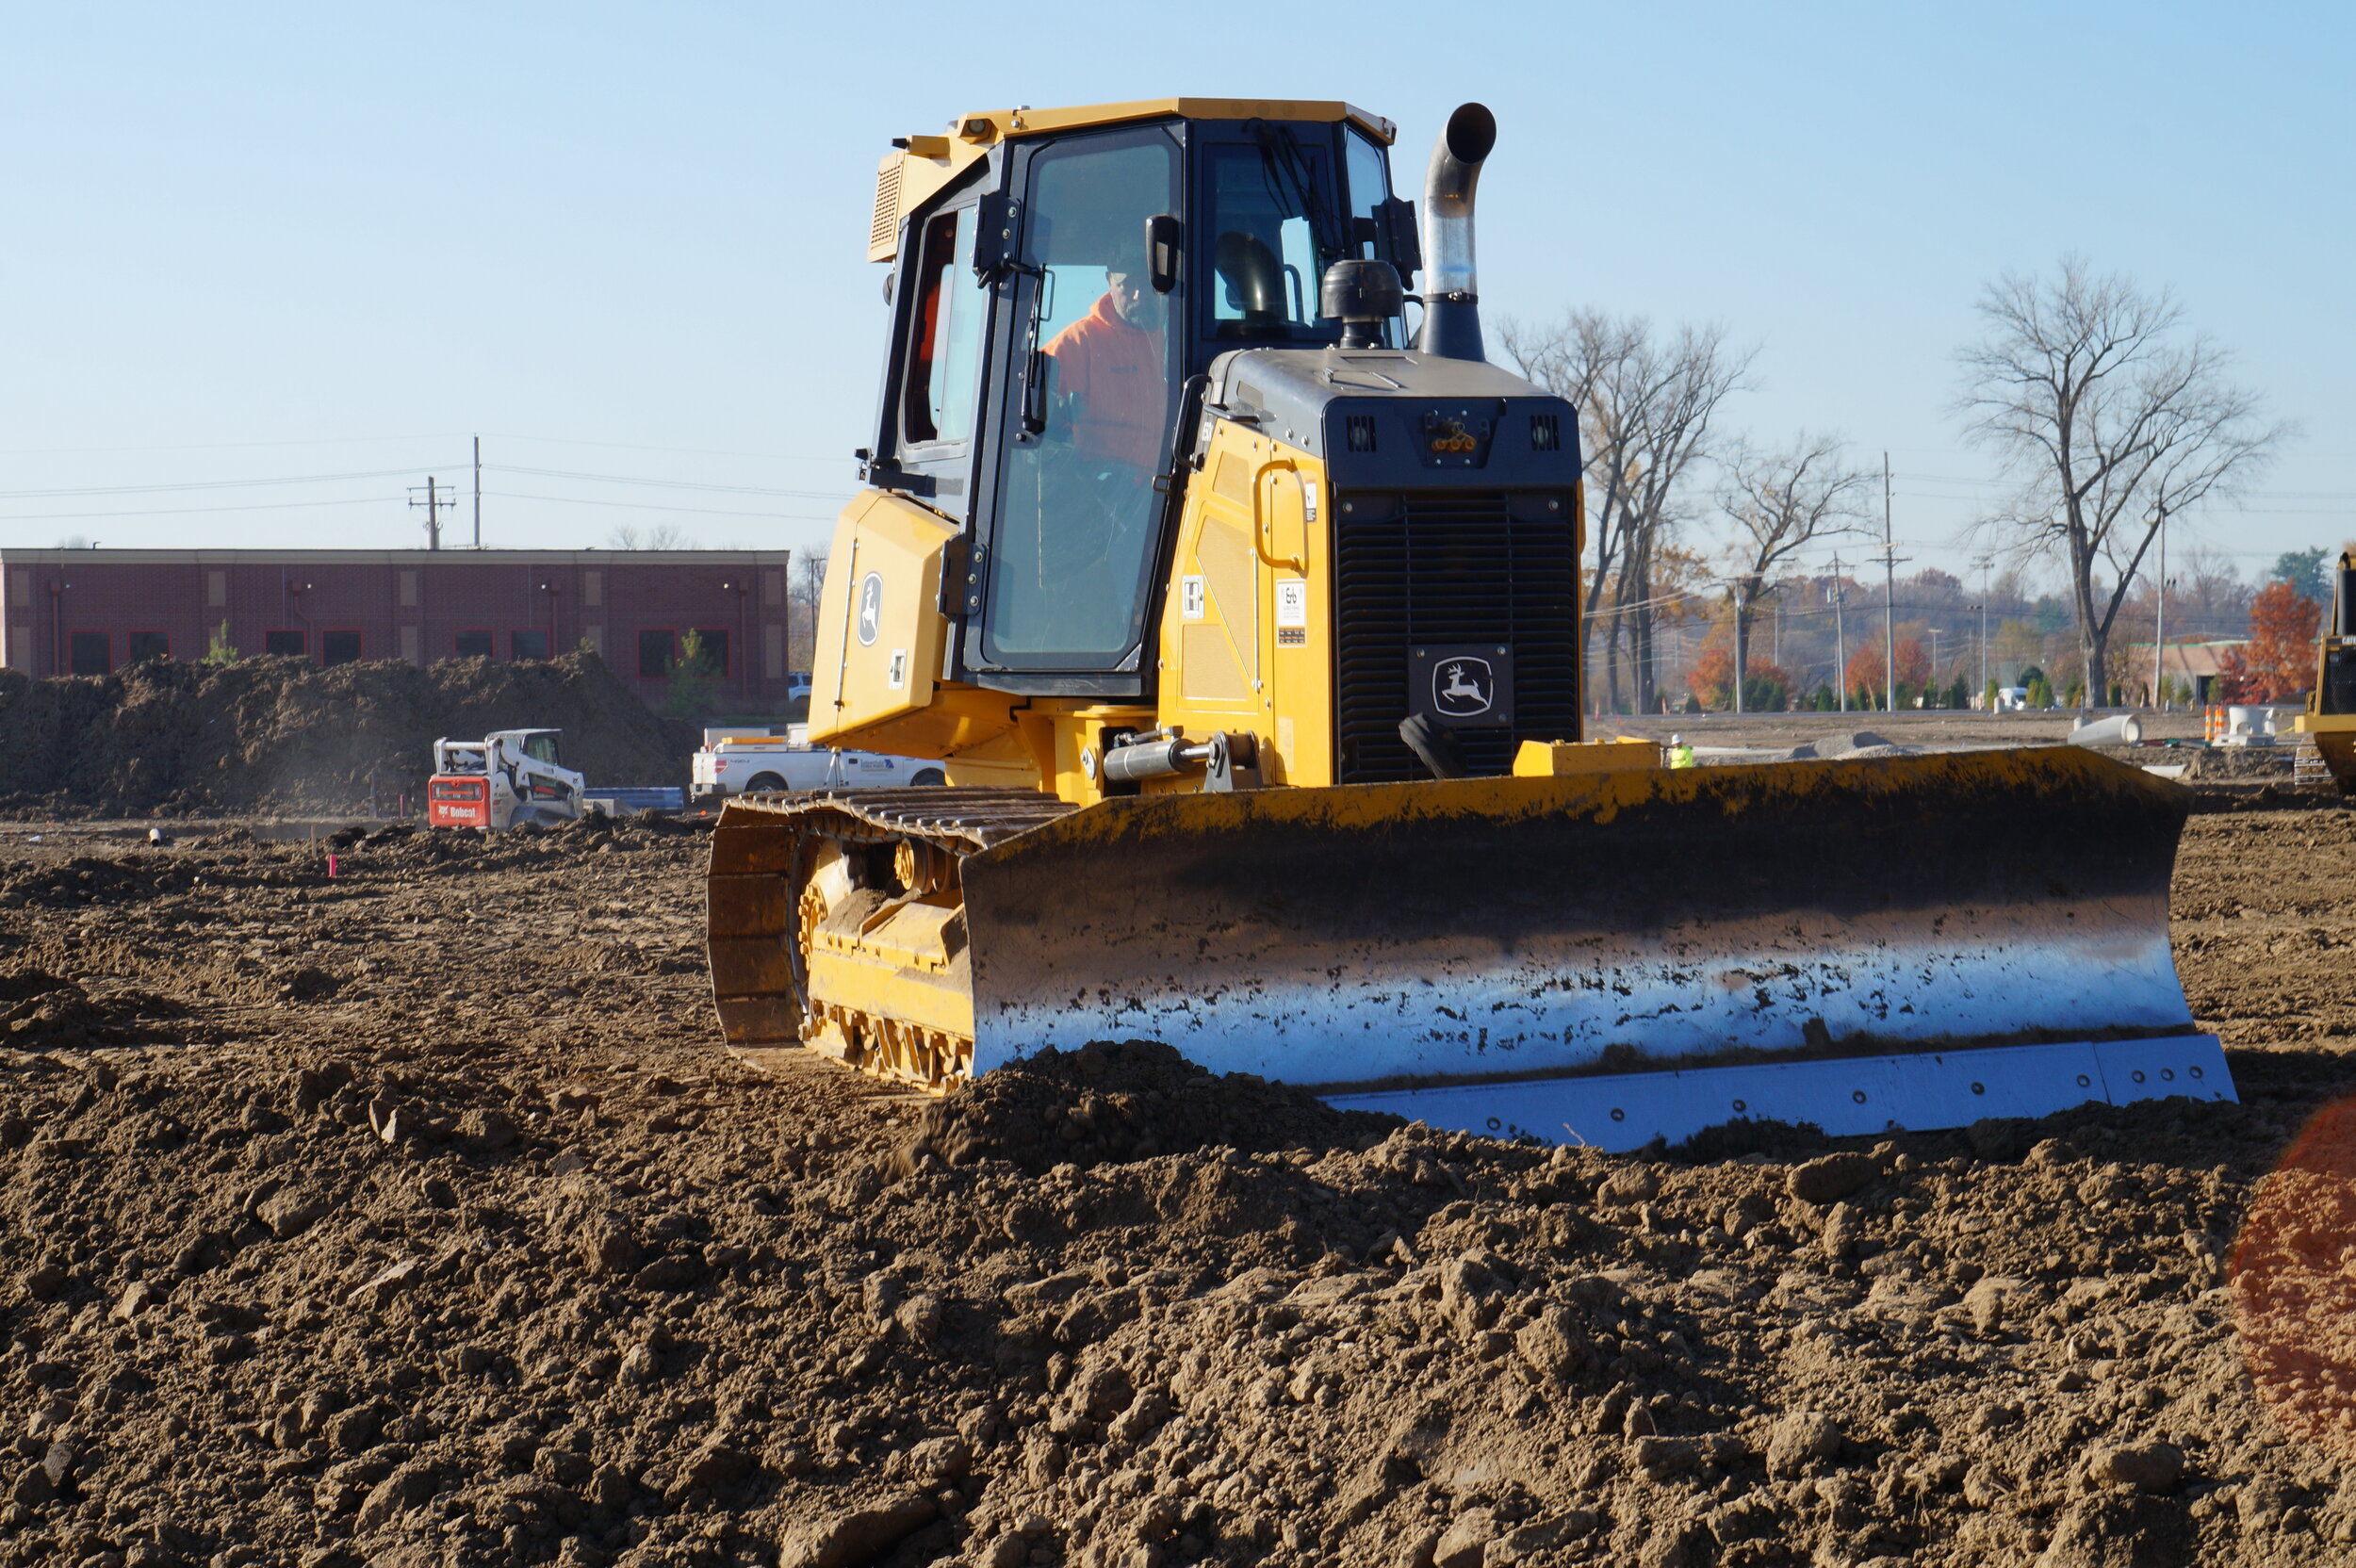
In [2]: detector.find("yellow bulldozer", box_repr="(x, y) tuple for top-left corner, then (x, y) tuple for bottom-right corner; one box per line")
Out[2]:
(2296, 549), (2356, 791)
(707, 97), (2233, 1149)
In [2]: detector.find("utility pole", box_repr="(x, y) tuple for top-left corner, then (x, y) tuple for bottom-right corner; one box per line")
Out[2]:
(1881, 452), (1898, 712)
(1827, 555), (1849, 714)
(2151, 506), (2168, 710)
(409, 477), (454, 551)
(1732, 580), (1746, 714)
(1973, 554), (1992, 710)
(472, 434), (483, 547)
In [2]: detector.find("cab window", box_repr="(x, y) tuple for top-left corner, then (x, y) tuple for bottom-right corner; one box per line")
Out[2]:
(1345, 128), (1392, 253)
(902, 204), (986, 446)
(1202, 135), (1347, 345)
(523, 734), (560, 765)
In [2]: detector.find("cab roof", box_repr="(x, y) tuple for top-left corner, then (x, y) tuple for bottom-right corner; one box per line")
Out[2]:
(945, 99), (1394, 148)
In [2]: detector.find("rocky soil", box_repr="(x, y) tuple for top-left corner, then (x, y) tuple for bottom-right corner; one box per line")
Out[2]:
(2, 792), (2356, 1568)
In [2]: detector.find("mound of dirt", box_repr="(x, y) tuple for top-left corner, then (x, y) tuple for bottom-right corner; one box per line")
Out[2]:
(898, 1039), (1399, 1174)
(0, 968), (184, 1052)
(0, 651), (695, 818)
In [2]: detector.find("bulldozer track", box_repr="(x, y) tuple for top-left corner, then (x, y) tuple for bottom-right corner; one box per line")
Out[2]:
(707, 787), (1078, 1093)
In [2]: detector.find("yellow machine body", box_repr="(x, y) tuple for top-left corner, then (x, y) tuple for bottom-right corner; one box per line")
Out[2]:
(2295, 548), (2356, 792)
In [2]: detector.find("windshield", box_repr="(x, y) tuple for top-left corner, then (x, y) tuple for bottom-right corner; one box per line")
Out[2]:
(1202, 129), (1348, 346)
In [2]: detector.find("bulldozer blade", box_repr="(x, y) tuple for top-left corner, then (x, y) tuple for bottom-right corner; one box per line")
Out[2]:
(957, 746), (2219, 1141)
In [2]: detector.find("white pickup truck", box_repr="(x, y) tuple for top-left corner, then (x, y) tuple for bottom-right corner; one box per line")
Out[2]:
(690, 727), (946, 804)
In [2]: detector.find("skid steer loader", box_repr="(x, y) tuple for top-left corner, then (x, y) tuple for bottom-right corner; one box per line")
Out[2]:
(707, 97), (2232, 1150)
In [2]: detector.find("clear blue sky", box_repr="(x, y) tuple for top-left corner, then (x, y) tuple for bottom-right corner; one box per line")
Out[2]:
(7, 2), (2350, 586)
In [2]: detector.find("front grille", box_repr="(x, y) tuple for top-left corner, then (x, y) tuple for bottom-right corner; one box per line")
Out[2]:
(1333, 491), (1581, 783)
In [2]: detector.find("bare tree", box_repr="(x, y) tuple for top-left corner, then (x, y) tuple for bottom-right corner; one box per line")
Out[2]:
(1501, 312), (1753, 712)
(1958, 257), (2287, 702)
(788, 549), (828, 670)
(606, 522), (695, 550)
(1716, 435), (1875, 689)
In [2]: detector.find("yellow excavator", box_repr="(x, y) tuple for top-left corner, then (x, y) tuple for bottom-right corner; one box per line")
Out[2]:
(707, 97), (2233, 1148)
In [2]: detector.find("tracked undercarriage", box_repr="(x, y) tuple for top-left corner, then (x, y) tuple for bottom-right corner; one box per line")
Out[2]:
(707, 788), (1075, 1092)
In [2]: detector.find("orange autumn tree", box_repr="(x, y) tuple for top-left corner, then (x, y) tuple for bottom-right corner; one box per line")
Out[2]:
(1688, 645), (1736, 707)
(1687, 644), (1793, 710)
(1842, 638), (1929, 704)
(2225, 580), (2320, 701)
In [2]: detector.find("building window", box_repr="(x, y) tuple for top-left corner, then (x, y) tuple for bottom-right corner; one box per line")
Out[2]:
(8, 571), (29, 610)
(582, 570), (602, 608)
(70, 631), (109, 676)
(762, 567), (783, 608)
(511, 629), (550, 662)
(206, 569), (226, 609)
(399, 570), (418, 608)
(688, 629), (730, 677)
(638, 629), (675, 678)
(127, 630), (170, 662)
(265, 629), (306, 659)
(322, 629), (362, 666)
(455, 629), (493, 660)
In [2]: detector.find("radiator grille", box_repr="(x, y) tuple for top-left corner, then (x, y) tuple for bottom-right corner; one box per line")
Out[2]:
(1333, 491), (1581, 783)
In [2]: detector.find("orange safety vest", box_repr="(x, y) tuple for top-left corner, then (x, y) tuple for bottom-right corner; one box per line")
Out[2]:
(1043, 293), (1169, 471)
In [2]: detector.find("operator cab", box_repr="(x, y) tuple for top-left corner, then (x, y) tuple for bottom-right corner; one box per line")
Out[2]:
(871, 104), (1415, 695)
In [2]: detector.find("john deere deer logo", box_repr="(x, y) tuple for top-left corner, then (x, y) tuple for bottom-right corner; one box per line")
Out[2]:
(1434, 656), (1494, 717)
(856, 572), (884, 646)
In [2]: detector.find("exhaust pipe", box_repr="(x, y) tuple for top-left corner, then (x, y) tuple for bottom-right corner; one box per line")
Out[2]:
(1415, 102), (1497, 363)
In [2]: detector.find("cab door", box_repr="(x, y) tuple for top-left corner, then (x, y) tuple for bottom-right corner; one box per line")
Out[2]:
(963, 122), (1186, 694)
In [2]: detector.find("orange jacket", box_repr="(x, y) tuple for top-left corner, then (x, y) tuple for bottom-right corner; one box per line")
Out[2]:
(1043, 292), (1168, 470)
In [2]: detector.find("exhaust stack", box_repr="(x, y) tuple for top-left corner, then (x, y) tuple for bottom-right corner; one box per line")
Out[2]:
(1415, 102), (1497, 363)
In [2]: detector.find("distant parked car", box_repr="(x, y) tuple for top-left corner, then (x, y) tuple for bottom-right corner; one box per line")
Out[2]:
(785, 671), (812, 722)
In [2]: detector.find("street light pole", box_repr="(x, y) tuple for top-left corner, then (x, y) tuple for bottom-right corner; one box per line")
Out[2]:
(1732, 580), (1745, 714)
(2151, 506), (2168, 710)
(1974, 602), (1988, 706)
(1882, 452), (1897, 712)
(1828, 555), (1849, 714)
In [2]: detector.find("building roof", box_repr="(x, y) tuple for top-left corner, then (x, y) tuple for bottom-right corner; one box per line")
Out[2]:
(2122, 640), (2247, 678)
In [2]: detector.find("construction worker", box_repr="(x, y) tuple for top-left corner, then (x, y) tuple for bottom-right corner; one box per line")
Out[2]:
(1668, 734), (1696, 769)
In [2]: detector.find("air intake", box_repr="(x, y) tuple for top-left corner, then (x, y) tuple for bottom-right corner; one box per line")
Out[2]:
(1530, 413), (1561, 451)
(1346, 416), (1380, 453)
(868, 159), (904, 262)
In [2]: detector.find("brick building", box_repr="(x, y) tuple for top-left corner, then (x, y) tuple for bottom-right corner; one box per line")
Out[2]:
(0, 547), (797, 710)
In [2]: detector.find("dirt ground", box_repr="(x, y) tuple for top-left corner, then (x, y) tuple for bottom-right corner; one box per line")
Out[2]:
(5, 773), (2356, 1568)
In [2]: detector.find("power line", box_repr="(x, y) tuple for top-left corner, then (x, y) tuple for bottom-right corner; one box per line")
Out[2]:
(0, 495), (404, 523)
(0, 468), (422, 499)
(486, 464), (849, 499)
(484, 491), (842, 521)
(483, 432), (840, 464)
(0, 434), (466, 457)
